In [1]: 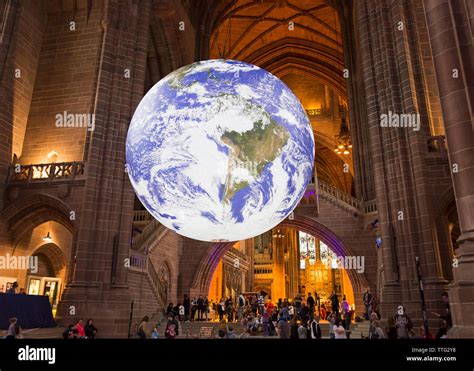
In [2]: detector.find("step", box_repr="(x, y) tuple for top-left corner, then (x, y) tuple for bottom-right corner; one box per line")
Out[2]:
(1, 327), (65, 339)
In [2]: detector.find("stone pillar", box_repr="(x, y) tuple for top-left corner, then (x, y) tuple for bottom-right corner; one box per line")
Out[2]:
(355, 0), (449, 322)
(336, 1), (376, 201)
(272, 231), (285, 300)
(245, 238), (255, 292)
(424, 0), (474, 338)
(56, 0), (152, 337)
(0, 1), (19, 248)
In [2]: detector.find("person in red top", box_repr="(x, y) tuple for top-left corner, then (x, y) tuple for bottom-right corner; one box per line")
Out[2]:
(75, 319), (86, 338)
(266, 299), (274, 316)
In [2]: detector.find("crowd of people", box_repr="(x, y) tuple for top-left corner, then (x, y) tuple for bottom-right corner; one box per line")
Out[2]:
(155, 291), (355, 339)
(366, 290), (452, 339)
(153, 289), (452, 340)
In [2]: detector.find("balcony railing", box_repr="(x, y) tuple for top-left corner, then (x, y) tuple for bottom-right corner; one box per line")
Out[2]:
(8, 161), (85, 183)
(363, 199), (378, 214)
(133, 210), (154, 223)
(316, 180), (362, 211)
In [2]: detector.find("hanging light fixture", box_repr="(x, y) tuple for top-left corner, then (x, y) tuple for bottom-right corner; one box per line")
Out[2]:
(334, 105), (352, 155)
(332, 9), (352, 156)
(42, 221), (53, 242)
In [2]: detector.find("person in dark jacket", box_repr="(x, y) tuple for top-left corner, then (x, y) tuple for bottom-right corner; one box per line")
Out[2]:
(183, 295), (190, 322)
(165, 315), (179, 339)
(197, 296), (204, 321)
(307, 293), (315, 315)
(84, 318), (98, 339)
(290, 316), (299, 339)
(330, 291), (339, 317)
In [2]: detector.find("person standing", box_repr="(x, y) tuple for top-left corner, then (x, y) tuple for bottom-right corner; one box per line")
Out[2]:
(431, 292), (452, 329)
(197, 296), (204, 321)
(288, 303), (295, 320)
(258, 294), (265, 315)
(183, 295), (190, 322)
(238, 293), (246, 321)
(280, 302), (290, 321)
(309, 316), (321, 339)
(290, 316), (299, 339)
(307, 293), (315, 316)
(203, 296), (209, 321)
(294, 295), (302, 316)
(363, 288), (372, 320)
(330, 291), (339, 317)
(190, 297), (197, 321)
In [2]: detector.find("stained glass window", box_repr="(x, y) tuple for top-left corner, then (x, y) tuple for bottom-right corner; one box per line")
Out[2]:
(299, 231), (316, 267)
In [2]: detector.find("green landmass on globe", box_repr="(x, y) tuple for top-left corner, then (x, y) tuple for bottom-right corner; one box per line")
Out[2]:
(221, 118), (290, 204)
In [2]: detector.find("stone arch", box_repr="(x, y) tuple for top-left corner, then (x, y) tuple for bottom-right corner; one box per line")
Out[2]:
(1, 193), (74, 245)
(191, 214), (369, 308)
(31, 242), (67, 277)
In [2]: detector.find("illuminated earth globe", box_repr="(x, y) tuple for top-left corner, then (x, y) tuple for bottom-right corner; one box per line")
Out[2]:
(126, 59), (314, 242)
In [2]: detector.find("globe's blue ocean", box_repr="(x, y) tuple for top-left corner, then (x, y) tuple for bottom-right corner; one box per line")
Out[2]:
(126, 59), (314, 242)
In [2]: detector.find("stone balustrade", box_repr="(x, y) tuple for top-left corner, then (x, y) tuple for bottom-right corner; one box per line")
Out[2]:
(8, 161), (85, 183)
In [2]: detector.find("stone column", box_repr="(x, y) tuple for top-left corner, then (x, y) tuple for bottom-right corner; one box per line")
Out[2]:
(424, 0), (474, 338)
(355, 0), (450, 322)
(0, 1), (19, 248)
(56, 0), (152, 337)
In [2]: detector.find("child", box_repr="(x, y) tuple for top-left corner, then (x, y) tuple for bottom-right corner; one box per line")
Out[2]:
(151, 326), (159, 339)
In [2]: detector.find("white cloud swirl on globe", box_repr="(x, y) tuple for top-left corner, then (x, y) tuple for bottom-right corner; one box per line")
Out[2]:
(126, 59), (314, 242)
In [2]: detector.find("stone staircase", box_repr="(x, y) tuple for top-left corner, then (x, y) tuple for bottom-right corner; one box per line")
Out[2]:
(0, 320), (368, 339)
(129, 215), (169, 309)
(148, 320), (334, 339)
(350, 319), (371, 338)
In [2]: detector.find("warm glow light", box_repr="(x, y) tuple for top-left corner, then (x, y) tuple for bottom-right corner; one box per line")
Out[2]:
(42, 231), (53, 242)
(343, 149), (350, 155)
(348, 144), (352, 148)
(338, 144), (344, 149)
(33, 165), (49, 179)
(47, 150), (58, 163)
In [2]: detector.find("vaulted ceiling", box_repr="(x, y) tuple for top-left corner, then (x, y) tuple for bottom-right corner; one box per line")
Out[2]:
(209, 0), (345, 97)
(207, 1), (352, 193)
